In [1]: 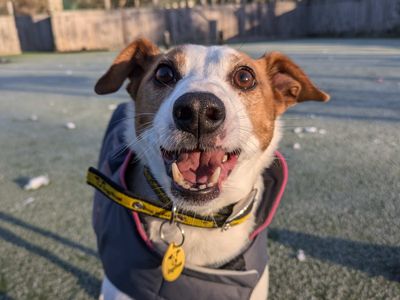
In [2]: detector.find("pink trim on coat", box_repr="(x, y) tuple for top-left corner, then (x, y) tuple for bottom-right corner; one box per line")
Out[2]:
(119, 151), (154, 249)
(249, 150), (288, 240)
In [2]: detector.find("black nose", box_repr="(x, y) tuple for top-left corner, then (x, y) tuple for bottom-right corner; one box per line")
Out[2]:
(173, 92), (226, 137)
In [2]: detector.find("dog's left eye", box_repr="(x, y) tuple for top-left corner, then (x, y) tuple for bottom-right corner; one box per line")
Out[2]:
(155, 64), (176, 85)
(232, 67), (256, 90)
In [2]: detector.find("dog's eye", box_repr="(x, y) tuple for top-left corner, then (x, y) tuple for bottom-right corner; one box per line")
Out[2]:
(232, 67), (256, 90)
(155, 64), (176, 85)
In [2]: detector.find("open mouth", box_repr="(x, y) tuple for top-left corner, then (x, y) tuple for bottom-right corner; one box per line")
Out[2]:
(161, 147), (240, 202)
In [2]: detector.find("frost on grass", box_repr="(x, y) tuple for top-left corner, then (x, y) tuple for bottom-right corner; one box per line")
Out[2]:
(293, 143), (301, 150)
(304, 126), (317, 133)
(23, 197), (35, 206)
(29, 114), (38, 121)
(24, 175), (50, 190)
(65, 122), (76, 130)
(294, 127), (303, 134)
(297, 249), (306, 262)
(108, 104), (117, 111)
(293, 127), (327, 135)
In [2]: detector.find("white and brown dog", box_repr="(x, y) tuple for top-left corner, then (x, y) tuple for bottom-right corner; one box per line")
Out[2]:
(92, 38), (329, 300)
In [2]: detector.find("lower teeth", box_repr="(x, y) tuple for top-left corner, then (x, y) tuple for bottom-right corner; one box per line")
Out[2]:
(175, 181), (215, 191)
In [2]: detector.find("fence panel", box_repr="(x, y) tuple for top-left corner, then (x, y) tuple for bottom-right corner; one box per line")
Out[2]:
(0, 15), (21, 55)
(51, 10), (124, 52)
(15, 14), (54, 51)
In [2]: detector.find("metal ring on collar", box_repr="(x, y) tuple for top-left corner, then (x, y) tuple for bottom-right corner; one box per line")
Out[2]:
(160, 220), (185, 247)
(170, 204), (177, 224)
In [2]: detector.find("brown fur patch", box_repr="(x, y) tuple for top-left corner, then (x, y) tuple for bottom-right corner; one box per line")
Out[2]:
(229, 53), (277, 150)
(167, 47), (187, 72)
(129, 46), (187, 136)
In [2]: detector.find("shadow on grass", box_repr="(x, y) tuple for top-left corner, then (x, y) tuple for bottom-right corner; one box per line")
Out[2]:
(0, 212), (98, 258)
(12, 177), (30, 189)
(269, 228), (400, 282)
(0, 225), (100, 299)
(0, 294), (15, 300)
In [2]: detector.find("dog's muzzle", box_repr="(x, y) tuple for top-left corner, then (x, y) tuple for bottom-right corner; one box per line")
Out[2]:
(162, 92), (238, 203)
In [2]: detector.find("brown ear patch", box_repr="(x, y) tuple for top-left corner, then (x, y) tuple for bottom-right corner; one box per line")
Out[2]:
(94, 38), (160, 95)
(236, 51), (330, 150)
(264, 51), (330, 115)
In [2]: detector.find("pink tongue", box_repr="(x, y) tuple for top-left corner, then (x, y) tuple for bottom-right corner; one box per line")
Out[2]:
(176, 150), (225, 184)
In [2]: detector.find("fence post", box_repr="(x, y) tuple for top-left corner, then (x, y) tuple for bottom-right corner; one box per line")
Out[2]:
(208, 20), (217, 44)
(47, 0), (63, 12)
(121, 9), (129, 46)
(6, 1), (14, 16)
(104, 0), (112, 10)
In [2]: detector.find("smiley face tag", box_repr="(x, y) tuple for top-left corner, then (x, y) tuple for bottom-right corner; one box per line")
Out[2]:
(162, 243), (185, 282)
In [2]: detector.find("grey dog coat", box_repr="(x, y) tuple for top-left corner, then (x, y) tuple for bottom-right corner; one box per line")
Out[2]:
(92, 103), (288, 300)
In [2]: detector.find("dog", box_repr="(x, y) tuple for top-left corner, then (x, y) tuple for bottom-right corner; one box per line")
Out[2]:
(89, 38), (329, 300)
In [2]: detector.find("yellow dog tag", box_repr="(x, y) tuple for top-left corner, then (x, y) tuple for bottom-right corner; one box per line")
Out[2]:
(162, 243), (185, 282)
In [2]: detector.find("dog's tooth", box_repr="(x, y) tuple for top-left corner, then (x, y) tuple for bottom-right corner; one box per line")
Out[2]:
(182, 181), (192, 189)
(199, 184), (207, 190)
(209, 167), (221, 185)
(190, 187), (198, 191)
(222, 154), (228, 163)
(172, 162), (185, 185)
(207, 183), (214, 188)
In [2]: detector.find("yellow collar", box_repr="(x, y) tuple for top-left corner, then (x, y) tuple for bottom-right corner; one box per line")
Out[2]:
(86, 167), (256, 229)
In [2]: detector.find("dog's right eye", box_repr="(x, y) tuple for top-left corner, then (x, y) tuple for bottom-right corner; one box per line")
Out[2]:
(232, 67), (256, 91)
(155, 64), (176, 85)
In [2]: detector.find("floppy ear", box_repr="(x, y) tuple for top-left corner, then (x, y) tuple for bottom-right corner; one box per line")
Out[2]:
(94, 38), (160, 95)
(263, 52), (330, 115)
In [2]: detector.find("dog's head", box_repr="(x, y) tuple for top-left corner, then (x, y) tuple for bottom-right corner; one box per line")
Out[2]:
(95, 38), (329, 214)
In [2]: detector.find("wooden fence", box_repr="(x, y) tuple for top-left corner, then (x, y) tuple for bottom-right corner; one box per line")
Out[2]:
(0, 15), (21, 55)
(1, 0), (400, 55)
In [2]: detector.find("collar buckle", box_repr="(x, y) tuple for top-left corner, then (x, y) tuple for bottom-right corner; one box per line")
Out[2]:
(220, 188), (258, 232)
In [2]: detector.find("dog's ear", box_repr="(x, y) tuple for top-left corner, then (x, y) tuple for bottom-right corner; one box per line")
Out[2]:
(94, 38), (160, 95)
(263, 52), (330, 115)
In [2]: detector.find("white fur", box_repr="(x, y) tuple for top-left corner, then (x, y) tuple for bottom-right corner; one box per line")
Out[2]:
(100, 276), (132, 300)
(106, 45), (283, 299)
(250, 266), (269, 300)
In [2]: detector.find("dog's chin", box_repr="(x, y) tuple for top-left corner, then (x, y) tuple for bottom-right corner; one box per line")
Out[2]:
(161, 147), (240, 205)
